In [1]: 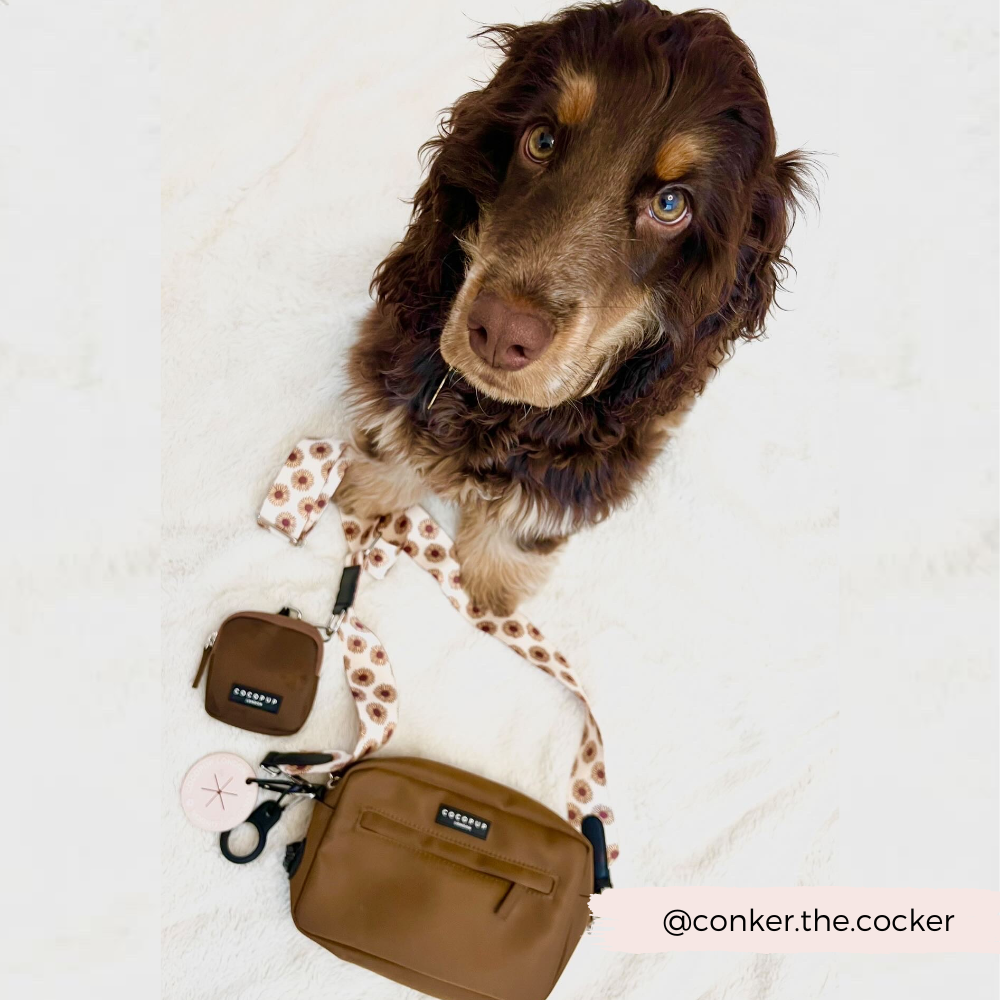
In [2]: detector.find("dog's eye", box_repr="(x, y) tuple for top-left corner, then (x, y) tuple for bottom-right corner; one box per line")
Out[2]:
(650, 187), (688, 225)
(524, 124), (556, 163)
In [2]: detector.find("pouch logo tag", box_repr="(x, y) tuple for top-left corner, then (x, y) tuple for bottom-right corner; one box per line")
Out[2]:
(436, 804), (490, 840)
(229, 683), (281, 714)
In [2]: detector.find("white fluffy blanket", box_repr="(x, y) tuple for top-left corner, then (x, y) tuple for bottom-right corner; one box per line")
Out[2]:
(162, 2), (988, 999)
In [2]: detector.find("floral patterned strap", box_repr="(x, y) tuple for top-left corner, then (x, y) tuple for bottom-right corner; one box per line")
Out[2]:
(258, 438), (619, 865)
(256, 438), (348, 543)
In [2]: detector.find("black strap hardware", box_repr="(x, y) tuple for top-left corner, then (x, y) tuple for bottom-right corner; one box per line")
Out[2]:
(218, 775), (320, 864)
(283, 839), (306, 878)
(581, 815), (613, 893)
(332, 564), (361, 615)
(219, 799), (284, 865)
(261, 751), (334, 769)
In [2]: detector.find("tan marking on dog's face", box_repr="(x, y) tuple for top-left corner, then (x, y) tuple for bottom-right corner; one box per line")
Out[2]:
(438, 63), (703, 409)
(439, 250), (652, 409)
(555, 70), (597, 126)
(655, 133), (702, 181)
(438, 150), (659, 408)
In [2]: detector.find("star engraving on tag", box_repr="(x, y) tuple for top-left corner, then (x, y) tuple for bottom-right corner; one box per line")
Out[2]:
(201, 773), (238, 810)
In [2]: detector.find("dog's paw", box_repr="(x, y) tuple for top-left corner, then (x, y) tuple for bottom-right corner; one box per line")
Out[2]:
(334, 459), (422, 519)
(334, 469), (389, 519)
(457, 559), (523, 619)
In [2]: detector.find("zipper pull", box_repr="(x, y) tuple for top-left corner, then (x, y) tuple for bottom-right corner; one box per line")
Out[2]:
(192, 631), (217, 689)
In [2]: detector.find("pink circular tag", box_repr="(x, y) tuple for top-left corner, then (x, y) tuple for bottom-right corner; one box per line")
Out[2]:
(181, 752), (258, 832)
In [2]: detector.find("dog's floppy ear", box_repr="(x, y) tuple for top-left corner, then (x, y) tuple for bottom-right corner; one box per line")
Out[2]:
(368, 88), (490, 340)
(603, 151), (815, 420)
(371, 21), (550, 339)
(726, 151), (815, 339)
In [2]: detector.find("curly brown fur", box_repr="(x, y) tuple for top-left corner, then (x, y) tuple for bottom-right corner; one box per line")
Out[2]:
(345, 2), (814, 614)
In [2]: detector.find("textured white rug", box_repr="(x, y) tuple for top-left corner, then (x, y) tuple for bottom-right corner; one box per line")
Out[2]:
(161, 2), (994, 999)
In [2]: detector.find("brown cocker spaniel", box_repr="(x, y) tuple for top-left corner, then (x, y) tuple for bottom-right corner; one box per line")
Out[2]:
(342, 1), (812, 614)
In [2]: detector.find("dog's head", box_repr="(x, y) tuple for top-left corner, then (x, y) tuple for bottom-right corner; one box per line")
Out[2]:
(373, 2), (812, 409)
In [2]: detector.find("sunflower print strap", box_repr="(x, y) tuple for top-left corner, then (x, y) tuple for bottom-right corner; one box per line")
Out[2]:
(372, 506), (619, 865)
(260, 438), (618, 864)
(274, 558), (399, 780)
(257, 438), (349, 544)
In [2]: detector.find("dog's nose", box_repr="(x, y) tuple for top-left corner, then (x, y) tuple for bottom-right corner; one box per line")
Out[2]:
(467, 292), (553, 370)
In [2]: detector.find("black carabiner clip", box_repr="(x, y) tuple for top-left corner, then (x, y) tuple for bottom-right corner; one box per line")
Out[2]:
(219, 798), (284, 865)
(218, 776), (320, 864)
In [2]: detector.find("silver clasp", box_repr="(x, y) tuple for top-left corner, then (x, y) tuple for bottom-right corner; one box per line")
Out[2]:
(319, 528), (383, 642)
(322, 611), (346, 642)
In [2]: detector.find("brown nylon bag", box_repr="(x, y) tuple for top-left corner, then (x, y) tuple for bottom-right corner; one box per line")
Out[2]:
(193, 611), (323, 735)
(289, 756), (594, 1000)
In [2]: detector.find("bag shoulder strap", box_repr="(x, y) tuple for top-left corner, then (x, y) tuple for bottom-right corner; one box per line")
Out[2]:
(258, 437), (618, 865)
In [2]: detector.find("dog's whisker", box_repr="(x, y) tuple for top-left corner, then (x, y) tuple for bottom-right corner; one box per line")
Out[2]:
(426, 365), (456, 410)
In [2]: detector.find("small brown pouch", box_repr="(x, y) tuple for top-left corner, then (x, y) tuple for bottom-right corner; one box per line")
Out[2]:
(192, 610), (323, 736)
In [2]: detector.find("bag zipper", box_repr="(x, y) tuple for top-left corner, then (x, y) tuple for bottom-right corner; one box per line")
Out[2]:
(191, 631), (217, 689)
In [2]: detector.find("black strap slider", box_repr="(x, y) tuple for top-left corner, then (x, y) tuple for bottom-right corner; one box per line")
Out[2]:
(332, 564), (361, 615)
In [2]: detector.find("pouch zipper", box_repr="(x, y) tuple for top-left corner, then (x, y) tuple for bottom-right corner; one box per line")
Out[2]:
(191, 631), (217, 689)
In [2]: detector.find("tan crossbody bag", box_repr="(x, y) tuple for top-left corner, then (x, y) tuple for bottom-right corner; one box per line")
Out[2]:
(284, 755), (604, 1000)
(239, 438), (617, 1000)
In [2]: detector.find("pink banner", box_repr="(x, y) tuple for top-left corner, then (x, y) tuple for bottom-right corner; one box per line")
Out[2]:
(589, 887), (1000, 953)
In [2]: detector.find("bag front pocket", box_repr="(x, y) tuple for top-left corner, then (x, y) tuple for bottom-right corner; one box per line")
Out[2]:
(357, 809), (556, 920)
(293, 800), (571, 1000)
